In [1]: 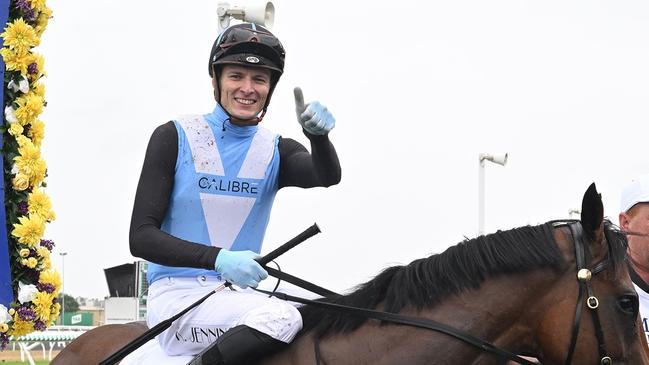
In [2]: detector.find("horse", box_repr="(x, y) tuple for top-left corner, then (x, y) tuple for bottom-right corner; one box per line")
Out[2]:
(52, 184), (649, 364)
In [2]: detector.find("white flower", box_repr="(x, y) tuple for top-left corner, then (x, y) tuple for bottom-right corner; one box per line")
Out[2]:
(4, 106), (17, 123)
(8, 76), (29, 94)
(0, 305), (10, 323)
(17, 282), (38, 303)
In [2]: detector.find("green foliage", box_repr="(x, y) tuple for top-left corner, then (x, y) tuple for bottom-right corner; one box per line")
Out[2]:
(57, 294), (79, 313)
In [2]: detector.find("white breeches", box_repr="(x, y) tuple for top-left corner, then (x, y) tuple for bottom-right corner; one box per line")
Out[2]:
(146, 275), (310, 356)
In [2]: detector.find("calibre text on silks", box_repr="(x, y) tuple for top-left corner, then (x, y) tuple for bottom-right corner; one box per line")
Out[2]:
(198, 177), (259, 195)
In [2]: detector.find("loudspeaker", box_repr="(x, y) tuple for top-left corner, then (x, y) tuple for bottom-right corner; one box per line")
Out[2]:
(489, 153), (508, 166)
(242, 2), (275, 28)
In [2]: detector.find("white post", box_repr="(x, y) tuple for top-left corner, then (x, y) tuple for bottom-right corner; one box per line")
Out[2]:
(60, 252), (67, 325)
(478, 157), (486, 235)
(478, 153), (508, 236)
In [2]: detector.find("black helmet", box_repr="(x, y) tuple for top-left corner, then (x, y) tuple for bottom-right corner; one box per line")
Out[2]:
(209, 23), (285, 77)
(208, 23), (286, 118)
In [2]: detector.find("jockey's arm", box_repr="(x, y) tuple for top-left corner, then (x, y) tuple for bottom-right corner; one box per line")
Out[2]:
(278, 133), (341, 189)
(129, 121), (221, 269)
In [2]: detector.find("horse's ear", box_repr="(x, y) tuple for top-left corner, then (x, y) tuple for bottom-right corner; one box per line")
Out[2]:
(581, 183), (604, 242)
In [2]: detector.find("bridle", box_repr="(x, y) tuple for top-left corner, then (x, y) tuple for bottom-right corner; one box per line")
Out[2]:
(555, 220), (612, 365)
(258, 220), (619, 365)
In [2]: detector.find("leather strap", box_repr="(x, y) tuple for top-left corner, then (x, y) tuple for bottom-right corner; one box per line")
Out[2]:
(254, 288), (538, 365)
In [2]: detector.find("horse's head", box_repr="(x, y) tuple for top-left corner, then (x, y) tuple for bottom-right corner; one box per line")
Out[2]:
(534, 183), (649, 365)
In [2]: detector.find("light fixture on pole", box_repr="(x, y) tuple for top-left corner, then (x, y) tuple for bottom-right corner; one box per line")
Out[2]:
(568, 208), (581, 219)
(217, 2), (275, 33)
(59, 252), (67, 325)
(478, 153), (508, 236)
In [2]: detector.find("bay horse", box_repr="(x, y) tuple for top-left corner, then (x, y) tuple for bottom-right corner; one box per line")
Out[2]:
(52, 184), (649, 364)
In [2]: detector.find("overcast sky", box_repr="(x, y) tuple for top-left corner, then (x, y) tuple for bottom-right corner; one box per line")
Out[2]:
(36, 0), (649, 299)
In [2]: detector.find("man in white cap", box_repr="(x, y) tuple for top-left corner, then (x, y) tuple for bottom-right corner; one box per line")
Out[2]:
(619, 173), (649, 344)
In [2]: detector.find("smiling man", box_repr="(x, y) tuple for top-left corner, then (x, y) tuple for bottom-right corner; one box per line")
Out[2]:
(619, 174), (649, 345)
(129, 23), (341, 364)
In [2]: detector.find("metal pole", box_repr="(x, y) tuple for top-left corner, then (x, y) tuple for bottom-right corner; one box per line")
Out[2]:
(478, 153), (508, 236)
(60, 252), (67, 325)
(478, 156), (486, 236)
(478, 156), (484, 236)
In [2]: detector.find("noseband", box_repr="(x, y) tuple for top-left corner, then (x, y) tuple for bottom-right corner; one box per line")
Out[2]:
(557, 221), (612, 365)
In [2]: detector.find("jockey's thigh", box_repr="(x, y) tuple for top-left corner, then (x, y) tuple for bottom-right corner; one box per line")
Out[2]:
(147, 276), (302, 356)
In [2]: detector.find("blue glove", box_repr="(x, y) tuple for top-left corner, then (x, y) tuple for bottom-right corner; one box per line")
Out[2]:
(294, 87), (335, 136)
(214, 249), (268, 289)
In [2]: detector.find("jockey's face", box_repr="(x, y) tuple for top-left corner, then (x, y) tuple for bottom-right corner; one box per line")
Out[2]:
(215, 65), (271, 124)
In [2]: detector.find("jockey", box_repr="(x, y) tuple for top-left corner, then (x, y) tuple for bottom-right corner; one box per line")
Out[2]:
(129, 22), (341, 364)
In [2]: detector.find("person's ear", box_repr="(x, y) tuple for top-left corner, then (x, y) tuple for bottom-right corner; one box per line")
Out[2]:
(619, 212), (630, 230)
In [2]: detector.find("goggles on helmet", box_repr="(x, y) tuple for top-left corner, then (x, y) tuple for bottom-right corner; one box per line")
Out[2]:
(209, 23), (285, 77)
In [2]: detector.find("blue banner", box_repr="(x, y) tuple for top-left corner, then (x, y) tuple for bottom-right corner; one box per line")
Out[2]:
(0, 0), (13, 307)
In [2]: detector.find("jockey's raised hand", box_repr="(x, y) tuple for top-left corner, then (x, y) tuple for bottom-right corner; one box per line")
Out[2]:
(214, 249), (268, 289)
(294, 87), (335, 136)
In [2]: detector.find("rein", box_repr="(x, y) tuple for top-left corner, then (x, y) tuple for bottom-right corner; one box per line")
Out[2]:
(100, 224), (324, 365)
(255, 288), (539, 365)
(261, 220), (616, 365)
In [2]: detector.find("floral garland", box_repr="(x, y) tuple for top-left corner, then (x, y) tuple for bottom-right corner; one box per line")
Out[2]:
(0, 0), (58, 349)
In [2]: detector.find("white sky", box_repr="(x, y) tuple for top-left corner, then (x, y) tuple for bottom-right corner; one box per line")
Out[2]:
(36, 0), (649, 299)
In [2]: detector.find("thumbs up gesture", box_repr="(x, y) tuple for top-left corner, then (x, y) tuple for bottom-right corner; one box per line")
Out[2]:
(294, 87), (335, 136)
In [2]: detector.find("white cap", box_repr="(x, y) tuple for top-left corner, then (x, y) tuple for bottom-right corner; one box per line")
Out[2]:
(621, 174), (649, 213)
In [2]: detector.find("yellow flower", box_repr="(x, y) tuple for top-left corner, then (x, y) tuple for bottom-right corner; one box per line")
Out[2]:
(8, 308), (15, 316)
(21, 257), (38, 268)
(28, 188), (55, 221)
(32, 292), (52, 321)
(36, 246), (50, 259)
(28, 0), (47, 13)
(12, 174), (30, 191)
(14, 140), (47, 185)
(27, 119), (45, 147)
(48, 302), (60, 325)
(0, 47), (30, 75)
(11, 214), (45, 246)
(41, 256), (51, 270)
(1, 18), (38, 53)
(35, 7), (52, 37)
(0, 323), (8, 333)
(9, 317), (34, 338)
(28, 160), (47, 186)
(38, 270), (61, 290)
(14, 93), (44, 125)
(8, 122), (24, 136)
(30, 82), (45, 98)
(15, 135), (30, 147)
(19, 248), (30, 258)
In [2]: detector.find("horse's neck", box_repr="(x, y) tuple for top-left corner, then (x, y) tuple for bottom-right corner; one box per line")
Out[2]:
(266, 269), (559, 365)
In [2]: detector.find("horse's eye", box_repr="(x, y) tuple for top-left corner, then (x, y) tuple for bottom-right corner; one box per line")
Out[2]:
(617, 294), (639, 316)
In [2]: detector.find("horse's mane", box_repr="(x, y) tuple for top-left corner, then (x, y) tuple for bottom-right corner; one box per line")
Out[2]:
(298, 220), (628, 339)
